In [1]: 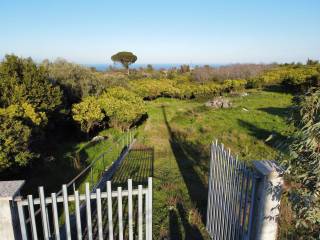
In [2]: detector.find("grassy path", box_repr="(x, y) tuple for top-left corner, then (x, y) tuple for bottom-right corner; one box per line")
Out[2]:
(139, 99), (210, 239)
(135, 90), (293, 239)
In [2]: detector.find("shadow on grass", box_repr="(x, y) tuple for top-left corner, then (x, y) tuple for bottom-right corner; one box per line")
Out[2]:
(162, 106), (206, 239)
(84, 147), (154, 239)
(258, 106), (292, 119)
(237, 119), (291, 153)
(111, 147), (154, 188)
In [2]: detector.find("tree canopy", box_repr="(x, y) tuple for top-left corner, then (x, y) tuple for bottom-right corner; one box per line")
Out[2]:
(111, 51), (137, 74)
(0, 55), (62, 112)
(0, 55), (62, 171)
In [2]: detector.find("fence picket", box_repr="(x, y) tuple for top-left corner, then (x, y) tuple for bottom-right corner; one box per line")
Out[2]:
(247, 173), (257, 238)
(145, 190), (149, 240)
(118, 187), (124, 240)
(51, 193), (60, 240)
(242, 171), (250, 238)
(85, 183), (93, 240)
(62, 185), (71, 240)
(17, 201), (28, 240)
(96, 188), (103, 240)
(138, 185), (143, 240)
(27, 195), (38, 240)
(148, 177), (153, 240)
(74, 190), (82, 240)
(39, 187), (50, 240)
(107, 181), (114, 240)
(128, 179), (133, 240)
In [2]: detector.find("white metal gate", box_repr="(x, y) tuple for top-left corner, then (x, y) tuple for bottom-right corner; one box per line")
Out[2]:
(16, 178), (152, 240)
(206, 140), (257, 240)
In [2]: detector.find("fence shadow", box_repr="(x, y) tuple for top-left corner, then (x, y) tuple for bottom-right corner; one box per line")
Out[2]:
(83, 147), (154, 239)
(162, 106), (207, 238)
(112, 147), (154, 187)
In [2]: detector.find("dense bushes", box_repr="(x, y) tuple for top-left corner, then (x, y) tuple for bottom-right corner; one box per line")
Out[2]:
(43, 59), (104, 105)
(0, 55), (61, 171)
(99, 87), (146, 130)
(249, 64), (320, 91)
(0, 55), (62, 112)
(72, 87), (146, 133)
(0, 103), (47, 171)
(223, 79), (247, 92)
(130, 78), (226, 100)
(283, 88), (320, 237)
(72, 96), (104, 135)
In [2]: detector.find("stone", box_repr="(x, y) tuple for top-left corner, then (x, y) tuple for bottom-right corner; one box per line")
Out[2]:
(205, 97), (232, 109)
(91, 135), (105, 142)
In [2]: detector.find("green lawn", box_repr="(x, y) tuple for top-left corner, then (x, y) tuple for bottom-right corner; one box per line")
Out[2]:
(134, 90), (294, 239)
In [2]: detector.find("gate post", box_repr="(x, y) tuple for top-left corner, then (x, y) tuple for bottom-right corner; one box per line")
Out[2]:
(0, 180), (25, 240)
(251, 161), (284, 240)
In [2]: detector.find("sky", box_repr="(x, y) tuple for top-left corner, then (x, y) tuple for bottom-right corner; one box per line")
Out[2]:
(0, 0), (319, 64)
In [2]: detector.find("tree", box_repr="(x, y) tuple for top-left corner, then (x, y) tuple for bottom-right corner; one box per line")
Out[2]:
(44, 58), (102, 105)
(285, 87), (320, 237)
(72, 96), (104, 136)
(111, 51), (137, 75)
(0, 54), (62, 113)
(0, 103), (47, 171)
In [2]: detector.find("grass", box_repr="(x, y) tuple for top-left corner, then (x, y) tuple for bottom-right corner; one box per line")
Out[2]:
(19, 128), (124, 196)
(133, 90), (294, 239)
(15, 89), (294, 239)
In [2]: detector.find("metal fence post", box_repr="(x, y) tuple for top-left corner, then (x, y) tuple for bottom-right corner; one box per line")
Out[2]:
(251, 160), (284, 240)
(0, 180), (25, 240)
(90, 167), (93, 190)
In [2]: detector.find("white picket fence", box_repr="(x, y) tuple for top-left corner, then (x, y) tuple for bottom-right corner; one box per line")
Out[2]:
(16, 178), (152, 240)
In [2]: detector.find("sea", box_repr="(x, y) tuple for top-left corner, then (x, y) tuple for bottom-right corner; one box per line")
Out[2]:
(84, 63), (223, 72)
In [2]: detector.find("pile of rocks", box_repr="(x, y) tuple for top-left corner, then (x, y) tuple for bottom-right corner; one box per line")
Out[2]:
(205, 97), (232, 109)
(91, 135), (105, 142)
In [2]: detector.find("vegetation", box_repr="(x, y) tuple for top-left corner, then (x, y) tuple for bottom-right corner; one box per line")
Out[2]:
(111, 51), (138, 75)
(1, 53), (320, 238)
(73, 87), (146, 133)
(72, 96), (104, 135)
(282, 87), (320, 238)
(0, 55), (62, 171)
(135, 91), (293, 238)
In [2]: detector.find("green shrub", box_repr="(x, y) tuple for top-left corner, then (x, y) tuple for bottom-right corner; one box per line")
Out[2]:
(130, 78), (224, 100)
(72, 96), (104, 135)
(255, 65), (320, 91)
(0, 103), (46, 171)
(72, 87), (146, 133)
(223, 79), (247, 92)
(99, 87), (146, 130)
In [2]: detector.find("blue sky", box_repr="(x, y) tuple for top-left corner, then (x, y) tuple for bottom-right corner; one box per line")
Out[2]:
(0, 0), (319, 64)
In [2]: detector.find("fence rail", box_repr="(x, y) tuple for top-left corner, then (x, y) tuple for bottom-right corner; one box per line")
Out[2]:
(17, 178), (152, 240)
(206, 140), (258, 240)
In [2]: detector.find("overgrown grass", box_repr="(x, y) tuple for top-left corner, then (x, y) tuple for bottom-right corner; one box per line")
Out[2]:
(18, 90), (294, 239)
(20, 128), (123, 196)
(135, 90), (294, 239)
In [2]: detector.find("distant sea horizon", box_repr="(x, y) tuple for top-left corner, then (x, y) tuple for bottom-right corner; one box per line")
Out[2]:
(84, 63), (225, 71)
